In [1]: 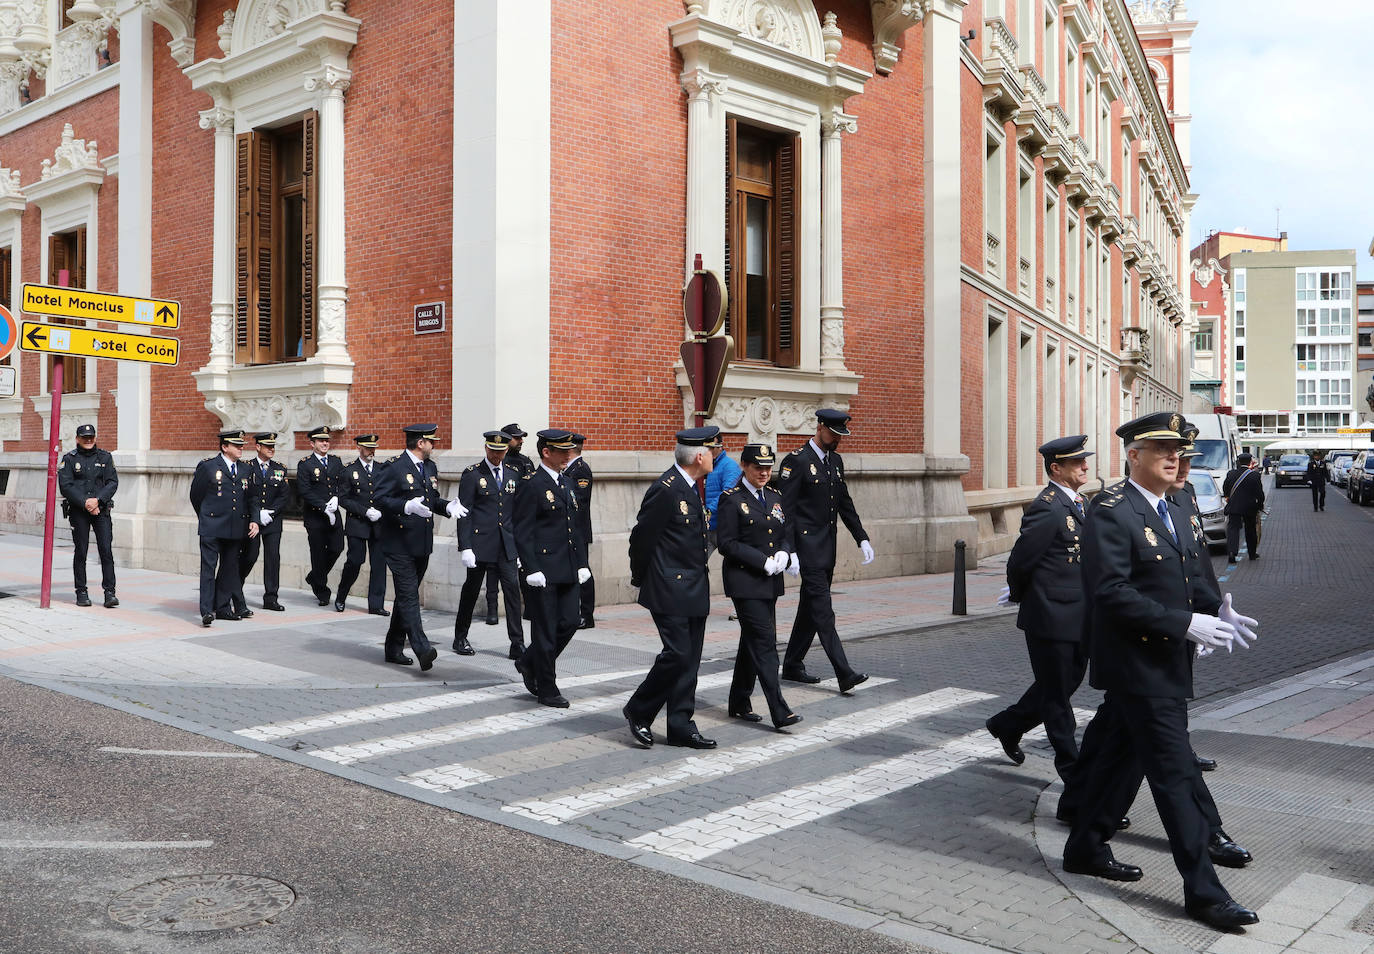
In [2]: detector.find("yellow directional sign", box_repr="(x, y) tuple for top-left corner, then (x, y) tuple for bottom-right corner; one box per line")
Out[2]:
(1337, 427), (1374, 434)
(22, 283), (180, 329)
(19, 321), (179, 366)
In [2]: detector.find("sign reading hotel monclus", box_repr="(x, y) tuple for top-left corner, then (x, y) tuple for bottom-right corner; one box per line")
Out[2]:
(22, 283), (180, 329)
(414, 301), (445, 335)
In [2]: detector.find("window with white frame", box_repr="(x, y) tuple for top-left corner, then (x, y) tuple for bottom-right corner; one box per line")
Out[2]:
(1319, 378), (1351, 406)
(1317, 306), (1352, 337)
(1296, 379), (1317, 406)
(1234, 377), (1245, 407)
(985, 128), (1006, 281)
(1320, 269), (1352, 301)
(1297, 307), (1317, 337)
(1194, 324), (1213, 352)
(1296, 270), (1316, 302)
(1016, 0), (1034, 66)
(1043, 9), (1057, 98)
(1066, 214), (1078, 322)
(1044, 190), (1058, 314)
(1234, 343), (1244, 371)
(1017, 159), (1034, 298)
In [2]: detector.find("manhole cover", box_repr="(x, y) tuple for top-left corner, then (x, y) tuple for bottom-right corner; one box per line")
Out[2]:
(107, 873), (295, 933)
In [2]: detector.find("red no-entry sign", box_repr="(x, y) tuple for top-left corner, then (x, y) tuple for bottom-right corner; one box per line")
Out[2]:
(0, 303), (17, 362)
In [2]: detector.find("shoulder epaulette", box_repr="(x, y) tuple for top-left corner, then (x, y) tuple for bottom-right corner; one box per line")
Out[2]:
(462, 462), (480, 473)
(721, 485), (740, 496)
(1040, 490), (1057, 502)
(1098, 492), (1124, 509)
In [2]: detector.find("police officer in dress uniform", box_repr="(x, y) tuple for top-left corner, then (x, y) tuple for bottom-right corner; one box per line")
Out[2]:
(778, 408), (873, 693)
(297, 425), (346, 605)
(512, 429), (590, 707)
(985, 435), (1093, 783)
(1061, 411), (1259, 931)
(623, 426), (719, 750)
(716, 443), (802, 730)
(374, 424), (466, 670)
(1306, 452), (1328, 512)
(489, 423), (534, 625)
(189, 429), (260, 627)
(565, 433), (597, 628)
(1221, 453), (1264, 564)
(58, 424), (118, 607)
(335, 434), (389, 615)
(454, 430), (524, 658)
(239, 432), (289, 613)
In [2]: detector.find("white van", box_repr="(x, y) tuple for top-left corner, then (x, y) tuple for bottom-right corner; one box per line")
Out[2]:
(1188, 413), (1241, 482)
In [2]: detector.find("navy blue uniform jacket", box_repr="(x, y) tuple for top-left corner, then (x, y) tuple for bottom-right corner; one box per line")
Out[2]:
(716, 482), (794, 600)
(776, 443), (867, 568)
(246, 458), (290, 537)
(189, 457), (253, 539)
(1005, 484), (1086, 643)
(374, 453), (452, 557)
(339, 458), (382, 540)
(458, 461), (518, 563)
(628, 468), (710, 616)
(513, 467), (585, 584)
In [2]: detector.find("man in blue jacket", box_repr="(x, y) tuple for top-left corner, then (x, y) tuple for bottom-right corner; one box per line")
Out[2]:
(703, 437), (742, 554)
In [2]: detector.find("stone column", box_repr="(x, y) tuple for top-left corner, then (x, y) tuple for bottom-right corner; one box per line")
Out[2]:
(306, 66), (351, 363)
(116, 2), (153, 450)
(198, 101), (237, 374)
(681, 68), (726, 276)
(820, 109), (855, 373)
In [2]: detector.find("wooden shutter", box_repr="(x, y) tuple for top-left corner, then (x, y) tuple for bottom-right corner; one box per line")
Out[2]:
(724, 117), (736, 338)
(299, 110), (318, 358)
(235, 132), (254, 360)
(236, 130), (275, 364)
(48, 233), (66, 285)
(74, 226), (86, 288)
(46, 233), (83, 391)
(253, 133), (274, 362)
(773, 135), (799, 368)
(0, 247), (10, 310)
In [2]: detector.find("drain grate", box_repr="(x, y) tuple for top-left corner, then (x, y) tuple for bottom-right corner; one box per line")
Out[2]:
(107, 873), (295, 934)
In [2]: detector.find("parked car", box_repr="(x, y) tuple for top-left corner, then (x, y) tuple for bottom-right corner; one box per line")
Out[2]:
(1328, 451), (1358, 487)
(1274, 454), (1310, 487)
(1348, 451), (1374, 505)
(1187, 471), (1227, 550)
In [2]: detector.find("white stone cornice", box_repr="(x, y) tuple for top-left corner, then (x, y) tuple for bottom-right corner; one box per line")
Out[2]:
(1105, 0), (1187, 193)
(869, 0), (927, 75)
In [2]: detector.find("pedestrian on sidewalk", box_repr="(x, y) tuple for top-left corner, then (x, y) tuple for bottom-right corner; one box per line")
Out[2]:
(58, 423), (118, 608)
(778, 408), (872, 694)
(717, 443), (801, 731)
(512, 429), (589, 708)
(189, 429), (259, 627)
(1221, 453), (1263, 563)
(703, 438), (742, 556)
(565, 433), (597, 629)
(454, 430), (523, 659)
(335, 434), (388, 615)
(239, 432), (289, 613)
(623, 426), (718, 749)
(986, 434), (1093, 781)
(297, 426), (346, 606)
(1306, 451), (1328, 512)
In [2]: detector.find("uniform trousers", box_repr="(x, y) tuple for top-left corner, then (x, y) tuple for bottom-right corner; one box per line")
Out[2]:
(520, 581), (579, 697)
(483, 565), (500, 617)
(456, 559), (523, 643)
(1225, 513), (1259, 559)
(1065, 692), (1229, 908)
(1311, 483), (1326, 510)
(783, 563), (856, 679)
(69, 510), (115, 595)
(238, 531), (282, 607)
(728, 597), (791, 724)
(305, 522), (345, 599)
(626, 612), (707, 740)
(338, 534), (387, 611)
(199, 536), (246, 617)
(986, 634), (1086, 782)
(383, 551), (433, 657)
(579, 572), (596, 622)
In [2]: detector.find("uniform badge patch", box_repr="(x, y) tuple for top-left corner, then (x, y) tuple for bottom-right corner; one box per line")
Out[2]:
(1065, 515), (1076, 531)
(771, 503), (785, 523)
(479, 477), (487, 489)
(314, 467), (320, 477)
(405, 473), (414, 485)
(679, 500), (689, 515)
(58, 459), (66, 469)
(1144, 526), (1159, 547)
(781, 466), (792, 479)
(809, 463), (817, 476)
(740, 501), (750, 515)
(75, 462), (81, 472)
(215, 470), (222, 481)
(353, 471), (359, 481)
(506, 480), (516, 493)
(546, 489), (556, 503)
(577, 479), (589, 488)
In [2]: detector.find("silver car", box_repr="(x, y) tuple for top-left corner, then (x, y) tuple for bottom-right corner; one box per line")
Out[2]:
(1329, 451), (1359, 487)
(1187, 471), (1226, 549)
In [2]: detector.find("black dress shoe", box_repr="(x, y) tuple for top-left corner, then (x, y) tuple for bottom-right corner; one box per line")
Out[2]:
(837, 672), (869, 694)
(418, 647), (438, 671)
(729, 709), (763, 722)
(774, 713), (803, 729)
(75, 592), (92, 607)
(1249, 554), (1259, 560)
(1186, 899), (1259, 929)
(508, 641), (525, 661)
(1062, 857), (1144, 882)
(215, 611), (241, 621)
(1208, 831), (1252, 868)
(368, 607), (390, 617)
(103, 593), (119, 608)
(263, 600), (286, 611)
(666, 732), (717, 750)
(201, 614), (214, 627)
(1117, 816), (1130, 831)
(986, 719), (1026, 765)
(624, 706), (653, 748)
(385, 653), (414, 666)
(452, 637), (475, 656)
(1195, 753), (1218, 771)
(1227, 557), (1238, 564)
(580, 617), (596, 629)
(238, 608), (254, 619)
(514, 657), (537, 696)
(334, 600), (346, 612)
(781, 667), (822, 684)
(485, 610), (499, 626)
(538, 694), (570, 708)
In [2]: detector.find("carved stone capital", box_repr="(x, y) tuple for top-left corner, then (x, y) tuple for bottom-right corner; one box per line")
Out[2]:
(870, 0), (926, 75)
(821, 109), (857, 138)
(305, 64), (352, 96)
(198, 105), (234, 131)
(680, 67), (727, 103)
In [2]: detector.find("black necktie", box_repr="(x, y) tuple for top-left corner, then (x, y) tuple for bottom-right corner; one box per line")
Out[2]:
(229, 462), (237, 480)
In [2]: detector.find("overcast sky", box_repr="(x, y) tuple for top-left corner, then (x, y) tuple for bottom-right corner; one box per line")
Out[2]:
(1186, 0), (1374, 278)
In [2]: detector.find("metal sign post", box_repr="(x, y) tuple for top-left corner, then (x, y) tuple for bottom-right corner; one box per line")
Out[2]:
(39, 362), (61, 609)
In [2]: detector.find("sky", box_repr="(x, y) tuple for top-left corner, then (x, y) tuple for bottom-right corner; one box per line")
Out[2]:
(1186, 0), (1374, 278)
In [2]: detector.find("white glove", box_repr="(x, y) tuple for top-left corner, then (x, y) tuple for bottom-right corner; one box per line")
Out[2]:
(365, 507), (381, 522)
(1186, 613), (1236, 650)
(526, 571), (547, 588)
(325, 495), (339, 514)
(516, 557), (522, 570)
(259, 509), (274, 526)
(447, 500), (468, 519)
(997, 584), (1012, 606)
(461, 549), (477, 569)
(325, 510), (335, 526)
(859, 540), (875, 565)
(404, 497), (433, 518)
(764, 553), (784, 576)
(1218, 593), (1258, 651)
(1195, 644), (1215, 659)
(786, 553), (801, 577)
(577, 567), (592, 584)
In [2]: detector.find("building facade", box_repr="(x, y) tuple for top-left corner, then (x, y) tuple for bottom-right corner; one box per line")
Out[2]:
(0, 0), (1193, 604)
(1357, 277), (1374, 417)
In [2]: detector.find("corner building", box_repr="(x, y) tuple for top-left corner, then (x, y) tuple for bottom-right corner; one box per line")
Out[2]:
(0, 0), (1193, 605)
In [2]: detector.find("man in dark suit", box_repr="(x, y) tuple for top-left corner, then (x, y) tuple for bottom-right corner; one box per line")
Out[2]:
(1306, 452), (1328, 512)
(565, 433), (597, 628)
(58, 423), (119, 607)
(717, 443), (801, 730)
(512, 429), (589, 707)
(778, 408), (872, 692)
(986, 435), (1093, 782)
(335, 434), (388, 615)
(374, 423), (466, 670)
(189, 429), (259, 627)
(297, 425), (346, 605)
(1221, 452), (1264, 564)
(623, 426), (718, 749)
(454, 430), (523, 658)
(239, 432), (289, 612)
(1062, 411), (1258, 931)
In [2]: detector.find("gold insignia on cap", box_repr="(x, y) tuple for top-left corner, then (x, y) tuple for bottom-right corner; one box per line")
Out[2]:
(1169, 413), (1182, 434)
(679, 500), (689, 515)
(1144, 526), (1158, 547)
(762, 445), (771, 456)
(1066, 515), (1076, 531)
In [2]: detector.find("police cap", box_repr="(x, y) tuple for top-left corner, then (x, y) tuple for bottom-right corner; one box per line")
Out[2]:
(75, 424), (96, 438)
(676, 426), (721, 447)
(354, 434), (380, 448)
(219, 429), (247, 446)
(254, 432), (278, 446)
(816, 408), (851, 435)
(1115, 411), (1186, 444)
(483, 430), (512, 451)
(307, 425), (332, 442)
(501, 423), (528, 439)
(1038, 434), (1094, 462)
(537, 428), (577, 450)
(404, 424), (439, 442)
(740, 443), (776, 466)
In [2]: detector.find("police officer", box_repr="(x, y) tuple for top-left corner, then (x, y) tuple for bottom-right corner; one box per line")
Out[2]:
(240, 432), (289, 613)
(374, 424), (466, 670)
(565, 432), (597, 628)
(335, 434), (389, 615)
(454, 430), (523, 658)
(1306, 451), (1328, 512)
(1221, 453), (1264, 564)
(297, 425), (345, 605)
(490, 423), (534, 624)
(778, 408), (872, 692)
(623, 426), (718, 749)
(986, 435), (1093, 783)
(512, 429), (590, 707)
(189, 430), (259, 626)
(58, 424), (118, 607)
(1062, 411), (1258, 930)
(716, 443), (801, 730)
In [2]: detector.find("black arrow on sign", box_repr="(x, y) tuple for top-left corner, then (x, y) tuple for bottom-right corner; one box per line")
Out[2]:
(25, 325), (46, 348)
(155, 305), (174, 321)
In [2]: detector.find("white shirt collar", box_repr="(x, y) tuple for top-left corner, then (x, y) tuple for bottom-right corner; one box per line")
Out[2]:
(808, 438), (827, 461)
(1128, 478), (1168, 513)
(487, 458), (503, 477)
(221, 454), (238, 471)
(674, 463), (696, 487)
(1049, 480), (1081, 504)
(405, 449), (425, 468)
(541, 463), (563, 483)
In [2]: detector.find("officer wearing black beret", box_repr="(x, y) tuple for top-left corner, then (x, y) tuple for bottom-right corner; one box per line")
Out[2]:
(335, 434), (389, 615)
(297, 425), (346, 605)
(564, 432), (597, 628)
(623, 426), (718, 749)
(58, 424), (118, 607)
(454, 430), (523, 658)
(189, 429), (260, 626)
(986, 435), (1093, 779)
(239, 432), (289, 612)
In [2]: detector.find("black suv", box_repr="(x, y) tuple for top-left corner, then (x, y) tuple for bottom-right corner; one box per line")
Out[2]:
(1348, 451), (1374, 505)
